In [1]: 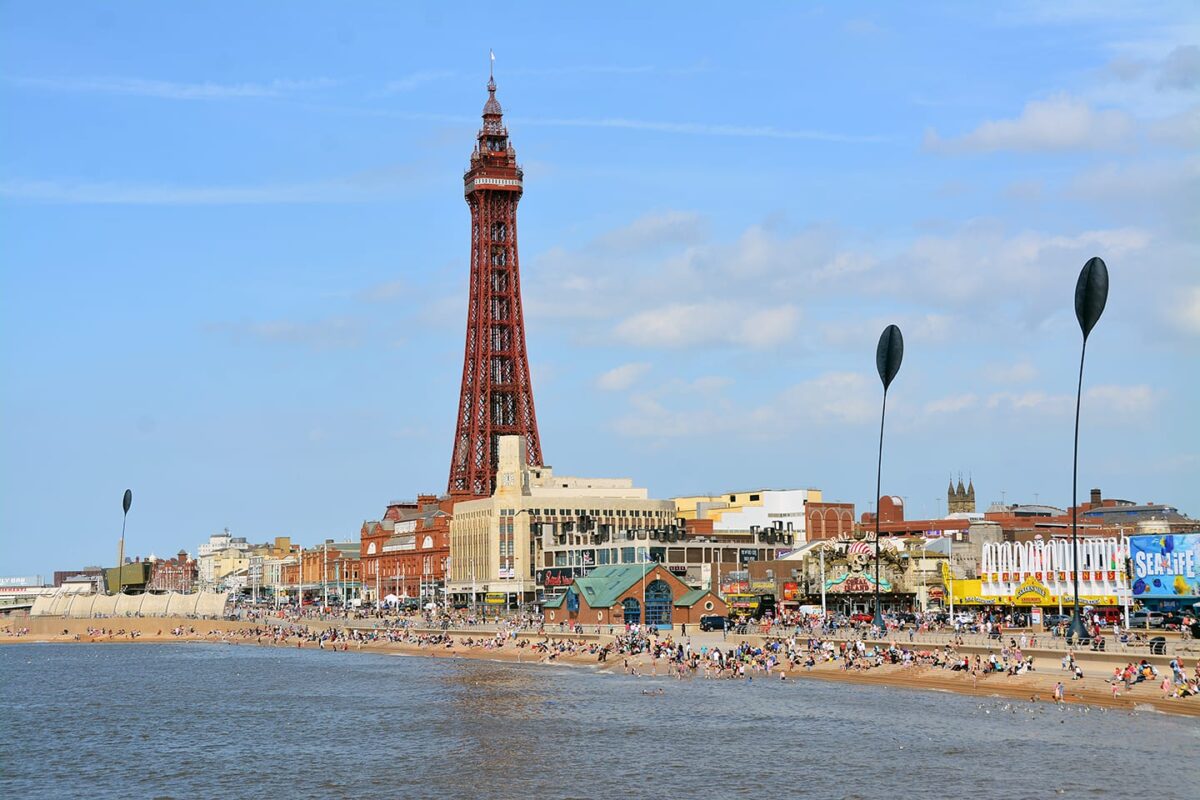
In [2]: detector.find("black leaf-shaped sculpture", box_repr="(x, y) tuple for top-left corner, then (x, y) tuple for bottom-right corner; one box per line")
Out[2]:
(1074, 257), (1109, 340)
(123, 488), (133, 515)
(870, 324), (903, 630)
(1067, 256), (1110, 645)
(876, 324), (904, 390)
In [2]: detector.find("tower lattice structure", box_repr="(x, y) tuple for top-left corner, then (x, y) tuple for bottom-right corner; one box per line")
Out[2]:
(448, 72), (543, 497)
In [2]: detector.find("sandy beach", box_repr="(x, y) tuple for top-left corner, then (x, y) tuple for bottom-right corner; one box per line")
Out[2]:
(6, 615), (1198, 719)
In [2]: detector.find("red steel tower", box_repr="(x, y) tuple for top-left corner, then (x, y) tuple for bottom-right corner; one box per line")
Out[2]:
(448, 70), (543, 496)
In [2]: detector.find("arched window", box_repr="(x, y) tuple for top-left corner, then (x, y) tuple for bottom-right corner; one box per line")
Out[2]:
(644, 580), (673, 629)
(422, 536), (434, 550)
(367, 542), (377, 555)
(621, 597), (641, 625)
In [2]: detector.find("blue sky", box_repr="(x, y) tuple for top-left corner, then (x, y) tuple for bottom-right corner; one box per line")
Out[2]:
(2, 2), (1197, 576)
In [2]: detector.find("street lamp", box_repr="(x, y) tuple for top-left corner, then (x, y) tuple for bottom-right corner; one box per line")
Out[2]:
(1068, 257), (1109, 644)
(873, 324), (904, 631)
(116, 489), (132, 594)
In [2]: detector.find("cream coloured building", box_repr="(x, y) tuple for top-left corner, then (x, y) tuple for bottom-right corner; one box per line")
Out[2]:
(448, 436), (677, 605)
(674, 488), (818, 536)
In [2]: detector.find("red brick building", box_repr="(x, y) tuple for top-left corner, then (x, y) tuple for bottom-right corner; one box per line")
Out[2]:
(146, 550), (197, 593)
(542, 564), (726, 629)
(360, 494), (453, 602)
(806, 501), (856, 541)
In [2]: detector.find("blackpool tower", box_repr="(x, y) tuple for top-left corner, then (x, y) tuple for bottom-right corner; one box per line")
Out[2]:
(447, 69), (543, 496)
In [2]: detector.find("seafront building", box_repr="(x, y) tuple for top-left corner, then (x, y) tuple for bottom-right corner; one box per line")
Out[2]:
(145, 551), (198, 593)
(446, 436), (803, 608)
(196, 530), (250, 590)
(282, 540), (361, 605)
(448, 436), (677, 606)
(542, 564), (727, 629)
(674, 488), (815, 536)
(359, 495), (452, 606)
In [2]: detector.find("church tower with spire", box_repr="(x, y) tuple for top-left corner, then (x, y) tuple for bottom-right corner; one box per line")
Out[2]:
(447, 63), (544, 497)
(947, 472), (977, 514)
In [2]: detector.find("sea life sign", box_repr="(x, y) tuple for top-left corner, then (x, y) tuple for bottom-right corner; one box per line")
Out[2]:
(1130, 533), (1200, 599)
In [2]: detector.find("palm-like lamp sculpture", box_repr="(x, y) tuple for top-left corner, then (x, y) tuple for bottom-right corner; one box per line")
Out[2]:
(116, 489), (132, 594)
(1068, 258), (1109, 643)
(873, 324), (903, 631)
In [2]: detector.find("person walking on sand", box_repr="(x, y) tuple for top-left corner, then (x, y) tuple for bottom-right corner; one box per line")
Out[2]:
(1053, 681), (1064, 704)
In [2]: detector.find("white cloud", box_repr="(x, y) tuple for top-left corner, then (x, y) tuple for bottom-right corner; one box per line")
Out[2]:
(1148, 106), (1200, 148)
(924, 94), (1135, 153)
(613, 302), (799, 350)
(983, 384), (1156, 418)
(358, 279), (406, 302)
(8, 75), (334, 99)
(924, 394), (979, 414)
(1157, 44), (1200, 90)
(984, 359), (1038, 384)
(1087, 384), (1156, 414)
(0, 170), (424, 205)
(516, 115), (886, 143)
(610, 370), (875, 439)
(1167, 286), (1200, 336)
(821, 313), (957, 349)
(592, 211), (707, 252)
(596, 362), (651, 391)
(986, 390), (1074, 415)
(782, 372), (877, 425)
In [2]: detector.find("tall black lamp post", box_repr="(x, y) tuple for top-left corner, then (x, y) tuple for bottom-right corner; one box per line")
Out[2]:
(873, 324), (904, 631)
(1068, 257), (1109, 643)
(116, 489), (132, 594)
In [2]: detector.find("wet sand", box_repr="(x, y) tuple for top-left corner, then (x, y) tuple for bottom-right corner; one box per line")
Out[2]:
(6, 616), (1197, 718)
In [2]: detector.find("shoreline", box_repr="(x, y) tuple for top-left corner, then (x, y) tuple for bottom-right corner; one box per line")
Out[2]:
(6, 618), (1197, 719)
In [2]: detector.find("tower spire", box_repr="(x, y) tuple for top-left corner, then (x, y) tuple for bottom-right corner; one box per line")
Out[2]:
(449, 68), (541, 497)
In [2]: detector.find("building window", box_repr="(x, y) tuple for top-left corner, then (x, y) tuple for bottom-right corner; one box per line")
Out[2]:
(621, 597), (641, 625)
(644, 580), (673, 629)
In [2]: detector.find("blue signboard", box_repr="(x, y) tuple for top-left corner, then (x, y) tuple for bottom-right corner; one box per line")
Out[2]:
(1130, 533), (1200, 599)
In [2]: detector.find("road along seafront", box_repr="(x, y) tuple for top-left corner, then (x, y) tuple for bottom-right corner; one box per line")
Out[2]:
(5, 615), (1198, 718)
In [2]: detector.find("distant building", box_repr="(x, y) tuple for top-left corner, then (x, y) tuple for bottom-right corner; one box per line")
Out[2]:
(947, 475), (976, 514)
(448, 435), (678, 605)
(53, 567), (104, 588)
(197, 530), (250, 590)
(541, 564), (726, 630)
(674, 488), (817, 536)
(805, 501), (856, 541)
(360, 495), (452, 605)
(146, 551), (197, 593)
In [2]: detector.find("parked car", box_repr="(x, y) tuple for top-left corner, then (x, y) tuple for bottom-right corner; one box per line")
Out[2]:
(1042, 613), (1071, 628)
(1128, 611), (1165, 629)
(699, 614), (728, 632)
(850, 613), (874, 624)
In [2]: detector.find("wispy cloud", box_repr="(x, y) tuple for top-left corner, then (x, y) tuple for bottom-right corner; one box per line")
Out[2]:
(295, 106), (884, 144)
(207, 317), (362, 351)
(925, 94), (1135, 153)
(382, 70), (457, 93)
(7, 75), (335, 100)
(614, 302), (800, 350)
(0, 167), (426, 205)
(519, 116), (886, 143)
(596, 362), (652, 391)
